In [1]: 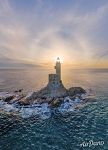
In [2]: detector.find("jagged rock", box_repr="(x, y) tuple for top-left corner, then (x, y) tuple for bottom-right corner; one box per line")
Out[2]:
(36, 87), (50, 98)
(29, 85), (67, 100)
(3, 95), (15, 102)
(27, 89), (46, 99)
(68, 87), (86, 97)
(33, 98), (47, 104)
(32, 98), (41, 104)
(26, 85), (86, 105)
(9, 94), (26, 104)
(50, 98), (63, 108)
(14, 89), (23, 93)
(18, 98), (31, 105)
(46, 97), (53, 103)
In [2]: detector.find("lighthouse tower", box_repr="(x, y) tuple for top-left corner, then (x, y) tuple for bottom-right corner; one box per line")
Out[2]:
(48, 57), (62, 88)
(55, 57), (61, 82)
(47, 57), (67, 97)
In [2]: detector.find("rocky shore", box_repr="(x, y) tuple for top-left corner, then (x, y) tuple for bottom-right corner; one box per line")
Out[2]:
(0, 86), (95, 119)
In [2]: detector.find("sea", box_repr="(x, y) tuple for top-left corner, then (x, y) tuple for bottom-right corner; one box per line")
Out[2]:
(0, 68), (108, 150)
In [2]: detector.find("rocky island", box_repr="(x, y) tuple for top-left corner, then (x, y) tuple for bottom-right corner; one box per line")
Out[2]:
(18, 58), (86, 105)
(0, 58), (94, 119)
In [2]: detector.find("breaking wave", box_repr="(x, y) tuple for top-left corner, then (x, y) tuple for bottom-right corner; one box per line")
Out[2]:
(0, 92), (88, 120)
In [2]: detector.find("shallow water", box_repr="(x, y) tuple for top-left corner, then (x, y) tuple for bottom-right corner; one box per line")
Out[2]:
(0, 68), (108, 150)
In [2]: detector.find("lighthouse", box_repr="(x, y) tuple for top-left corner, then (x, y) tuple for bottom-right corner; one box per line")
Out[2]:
(47, 57), (67, 97)
(55, 57), (61, 82)
(48, 57), (62, 89)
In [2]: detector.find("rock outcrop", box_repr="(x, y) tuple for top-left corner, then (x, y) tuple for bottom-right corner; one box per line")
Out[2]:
(0, 86), (92, 119)
(25, 85), (86, 105)
(68, 87), (86, 97)
(28, 83), (68, 100)
(0, 86), (86, 107)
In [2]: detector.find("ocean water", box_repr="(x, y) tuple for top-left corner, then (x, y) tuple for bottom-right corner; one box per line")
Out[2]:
(0, 68), (108, 150)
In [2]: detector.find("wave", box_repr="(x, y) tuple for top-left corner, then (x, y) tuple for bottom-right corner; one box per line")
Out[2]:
(0, 91), (94, 120)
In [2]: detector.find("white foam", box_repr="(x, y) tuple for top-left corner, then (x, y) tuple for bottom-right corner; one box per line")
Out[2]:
(40, 103), (51, 119)
(19, 107), (35, 118)
(74, 97), (82, 104)
(19, 103), (51, 119)
(0, 92), (84, 119)
(0, 100), (6, 107)
(3, 104), (19, 112)
(58, 97), (75, 114)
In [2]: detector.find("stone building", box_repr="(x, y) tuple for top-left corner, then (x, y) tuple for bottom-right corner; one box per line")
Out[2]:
(46, 57), (67, 97)
(48, 57), (62, 88)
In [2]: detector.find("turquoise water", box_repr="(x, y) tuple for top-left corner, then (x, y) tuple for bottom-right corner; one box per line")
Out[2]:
(0, 69), (108, 150)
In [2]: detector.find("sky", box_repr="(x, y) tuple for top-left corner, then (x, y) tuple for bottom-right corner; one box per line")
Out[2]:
(0, 0), (108, 69)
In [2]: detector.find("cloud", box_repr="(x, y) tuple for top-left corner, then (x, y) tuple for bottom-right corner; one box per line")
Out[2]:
(0, 0), (12, 15)
(0, 0), (108, 68)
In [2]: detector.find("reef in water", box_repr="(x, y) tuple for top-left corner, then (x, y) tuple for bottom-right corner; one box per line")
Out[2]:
(0, 87), (96, 119)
